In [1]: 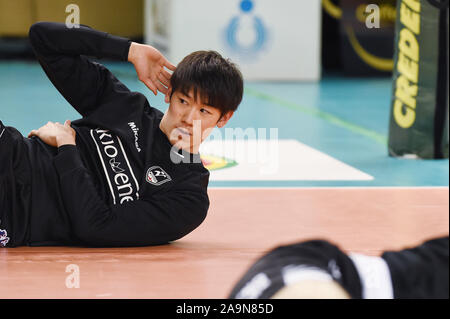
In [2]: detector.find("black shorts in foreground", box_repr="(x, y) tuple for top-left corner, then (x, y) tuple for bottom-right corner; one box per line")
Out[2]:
(229, 237), (449, 299)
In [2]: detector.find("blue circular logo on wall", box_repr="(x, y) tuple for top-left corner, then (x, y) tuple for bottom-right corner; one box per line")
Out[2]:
(240, 0), (253, 12)
(224, 0), (268, 60)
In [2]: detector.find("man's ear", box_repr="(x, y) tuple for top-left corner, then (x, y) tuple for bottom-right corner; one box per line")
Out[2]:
(217, 111), (234, 128)
(165, 87), (172, 104)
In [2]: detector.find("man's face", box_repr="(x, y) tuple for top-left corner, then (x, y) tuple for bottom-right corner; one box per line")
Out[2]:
(160, 88), (233, 153)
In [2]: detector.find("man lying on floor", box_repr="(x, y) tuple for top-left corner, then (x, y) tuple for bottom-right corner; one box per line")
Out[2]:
(0, 22), (243, 247)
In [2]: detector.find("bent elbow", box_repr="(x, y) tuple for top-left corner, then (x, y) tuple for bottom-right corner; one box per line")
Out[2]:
(28, 22), (48, 51)
(169, 208), (208, 243)
(29, 22), (61, 53)
(29, 22), (46, 41)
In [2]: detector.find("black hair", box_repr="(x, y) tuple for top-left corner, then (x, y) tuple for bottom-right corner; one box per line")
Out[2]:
(170, 51), (244, 117)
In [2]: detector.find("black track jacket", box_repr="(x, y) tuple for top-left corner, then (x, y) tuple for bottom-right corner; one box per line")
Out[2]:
(23, 22), (209, 247)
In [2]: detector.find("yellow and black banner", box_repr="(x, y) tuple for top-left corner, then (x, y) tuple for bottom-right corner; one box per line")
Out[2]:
(322, 0), (396, 75)
(388, 0), (449, 158)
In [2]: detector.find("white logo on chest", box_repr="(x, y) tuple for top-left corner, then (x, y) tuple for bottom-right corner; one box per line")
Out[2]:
(91, 128), (140, 205)
(128, 122), (142, 153)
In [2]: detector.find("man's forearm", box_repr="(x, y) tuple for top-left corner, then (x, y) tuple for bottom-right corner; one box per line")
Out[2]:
(29, 22), (133, 117)
(30, 22), (131, 61)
